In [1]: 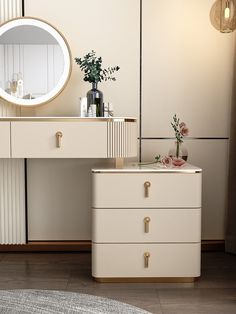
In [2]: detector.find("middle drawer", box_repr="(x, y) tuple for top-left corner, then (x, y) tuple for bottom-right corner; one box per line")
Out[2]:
(92, 208), (201, 243)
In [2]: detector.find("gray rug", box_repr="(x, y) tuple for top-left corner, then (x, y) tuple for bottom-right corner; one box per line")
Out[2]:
(0, 290), (151, 314)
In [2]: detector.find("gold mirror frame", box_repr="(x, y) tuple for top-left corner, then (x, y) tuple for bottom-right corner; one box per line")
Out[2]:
(0, 17), (72, 106)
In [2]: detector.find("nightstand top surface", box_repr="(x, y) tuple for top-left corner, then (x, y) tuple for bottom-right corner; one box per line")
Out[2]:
(92, 163), (202, 173)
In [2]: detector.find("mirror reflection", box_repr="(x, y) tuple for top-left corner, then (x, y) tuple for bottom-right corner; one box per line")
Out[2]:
(0, 25), (64, 101)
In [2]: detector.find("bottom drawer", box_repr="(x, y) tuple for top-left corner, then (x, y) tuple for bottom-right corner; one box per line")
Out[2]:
(92, 243), (200, 278)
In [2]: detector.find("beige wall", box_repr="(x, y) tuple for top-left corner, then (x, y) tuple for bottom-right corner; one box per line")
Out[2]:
(142, 0), (234, 138)
(24, 0), (235, 240)
(24, 0), (140, 117)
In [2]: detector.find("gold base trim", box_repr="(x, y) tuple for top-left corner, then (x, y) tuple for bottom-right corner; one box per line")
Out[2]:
(94, 277), (198, 283)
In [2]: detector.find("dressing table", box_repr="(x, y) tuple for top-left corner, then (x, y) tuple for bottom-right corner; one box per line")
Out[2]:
(0, 17), (202, 283)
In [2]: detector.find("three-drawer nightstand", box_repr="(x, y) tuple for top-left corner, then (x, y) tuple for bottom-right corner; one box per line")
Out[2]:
(91, 163), (202, 282)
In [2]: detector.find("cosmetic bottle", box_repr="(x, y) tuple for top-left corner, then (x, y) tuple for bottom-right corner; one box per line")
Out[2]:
(79, 97), (87, 117)
(17, 72), (24, 98)
(90, 104), (97, 117)
(95, 92), (104, 117)
(104, 103), (109, 117)
(10, 74), (18, 97)
(88, 106), (93, 117)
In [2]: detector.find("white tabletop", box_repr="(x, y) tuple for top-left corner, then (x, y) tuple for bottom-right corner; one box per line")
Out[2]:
(0, 116), (136, 122)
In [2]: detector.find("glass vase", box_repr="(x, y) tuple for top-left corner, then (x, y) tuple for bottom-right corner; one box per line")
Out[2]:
(168, 141), (188, 161)
(87, 83), (104, 117)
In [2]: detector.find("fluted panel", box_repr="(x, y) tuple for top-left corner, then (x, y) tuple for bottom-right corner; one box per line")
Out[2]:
(0, 0), (25, 244)
(0, 159), (25, 244)
(107, 121), (137, 158)
(0, 0), (22, 116)
(0, 99), (21, 117)
(0, 0), (22, 21)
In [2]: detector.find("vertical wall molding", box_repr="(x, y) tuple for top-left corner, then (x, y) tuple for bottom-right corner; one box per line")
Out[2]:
(139, 0), (142, 162)
(0, 0), (26, 244)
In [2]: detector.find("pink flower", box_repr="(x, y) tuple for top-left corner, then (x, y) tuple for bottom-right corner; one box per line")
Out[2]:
(180, 126), (189, 136)
(172, 157), (186, 167)
(161, 156), (172, 167)
(179, 122), (186, 129)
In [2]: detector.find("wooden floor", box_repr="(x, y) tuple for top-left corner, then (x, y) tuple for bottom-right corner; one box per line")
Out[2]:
(0, 251), (235, 314)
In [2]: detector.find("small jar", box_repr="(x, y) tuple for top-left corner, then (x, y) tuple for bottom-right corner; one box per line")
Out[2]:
(90, 104), (97, 117)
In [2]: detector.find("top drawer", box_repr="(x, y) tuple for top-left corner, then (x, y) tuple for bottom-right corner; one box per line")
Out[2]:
(11, 122), (107, 158)
(92, 172), (202, 208)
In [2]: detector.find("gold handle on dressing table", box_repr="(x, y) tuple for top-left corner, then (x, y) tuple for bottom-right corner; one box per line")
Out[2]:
(144, 217), (151, 233)
(56, 131), (63, 148)
(144, 181), (151, 198)
(144, 252), (150, 268)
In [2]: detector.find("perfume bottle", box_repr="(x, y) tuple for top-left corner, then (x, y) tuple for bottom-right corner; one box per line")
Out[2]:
(79, 97), (87, 117)
(16, 72), (24, 98)
(10, 74), (18, 97)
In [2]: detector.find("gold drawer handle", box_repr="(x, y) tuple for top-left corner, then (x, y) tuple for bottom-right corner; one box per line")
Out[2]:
(144, 217), (151, 233)
(56, 131), (63, 148)
(144, 181), (151, 198)
(144, 252), (150, 268)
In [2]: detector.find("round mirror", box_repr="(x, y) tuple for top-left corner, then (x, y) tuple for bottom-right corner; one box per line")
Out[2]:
(0, 17), (71, 106)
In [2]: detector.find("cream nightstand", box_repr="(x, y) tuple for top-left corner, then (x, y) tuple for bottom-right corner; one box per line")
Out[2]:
(91, 163), (202, 282)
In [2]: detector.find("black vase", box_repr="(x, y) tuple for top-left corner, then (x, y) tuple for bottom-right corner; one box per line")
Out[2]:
(87, 83), (104, 117)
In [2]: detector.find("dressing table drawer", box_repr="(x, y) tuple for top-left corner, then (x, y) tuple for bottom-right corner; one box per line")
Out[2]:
(0, 122), (10, 158)
(11, 121), (107, 158)
(92, 172), (202, 208)
(92, 243), (201, 278)
(92, 208), (201, 243)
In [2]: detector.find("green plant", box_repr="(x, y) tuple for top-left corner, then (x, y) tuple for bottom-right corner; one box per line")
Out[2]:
(75, 50), (120, 83)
